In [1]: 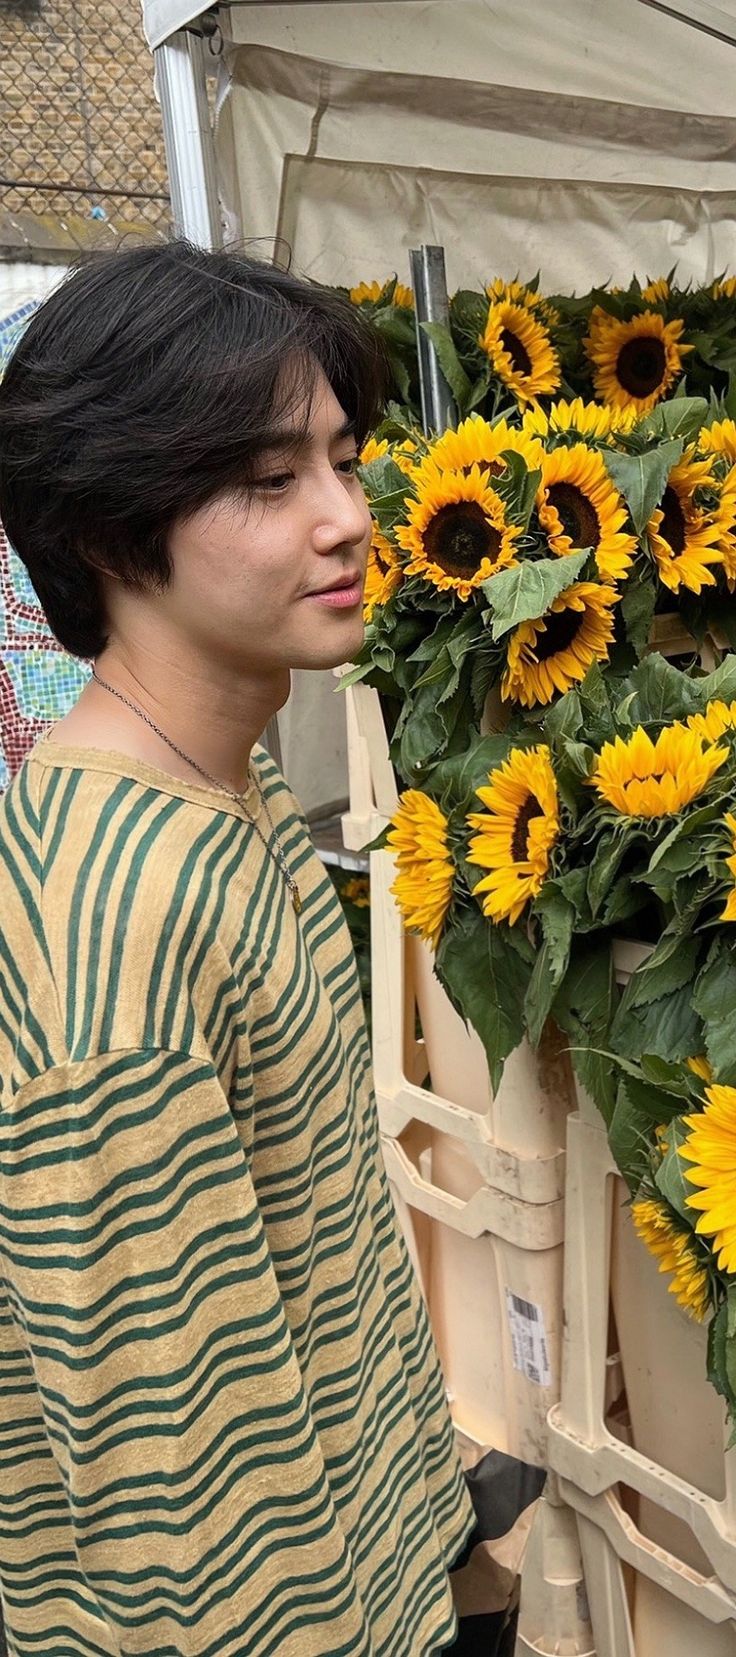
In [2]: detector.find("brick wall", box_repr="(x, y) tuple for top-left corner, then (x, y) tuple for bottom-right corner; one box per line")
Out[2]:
(1, 0), (170, 232)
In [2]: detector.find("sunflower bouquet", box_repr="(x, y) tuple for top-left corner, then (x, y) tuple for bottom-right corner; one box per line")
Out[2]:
(383, 650), (736, 1417)
(347, 268), (736, 427)
(345, 393), (736, 791)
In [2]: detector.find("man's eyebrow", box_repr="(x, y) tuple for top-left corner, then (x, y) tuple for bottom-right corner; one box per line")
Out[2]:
(262, 417), (357, 454)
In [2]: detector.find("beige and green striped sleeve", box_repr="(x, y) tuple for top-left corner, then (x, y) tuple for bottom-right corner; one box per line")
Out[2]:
(0, 1046), (370, 1656)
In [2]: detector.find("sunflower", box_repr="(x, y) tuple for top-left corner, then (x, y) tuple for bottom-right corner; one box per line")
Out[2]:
(486, 277), (560, 328)
(698, 419), (736, 464)
(388, 791), (454, 951)
(647, 450), (724, 594)
(501, 581), (618, 708)
(349, 278), (414, 309)
(536, 443), (637, 584)
(466, 745), (559, 924)
(591, 722), (728, 818)
(420, 415), (543, 479)
(479, 300), (561, 404)
(360, 434), (418, 478)
(584, 309), (692, 413)
(719, 812), (736, 921)
(360, 436), (389, 466)
(688, 1055), (714, 1082)
(716, 466), (736, 589)
(631, 1198), (710, 1321)
(342, 876), (370, 909)
(641, 276), (671, 305)
(396, 462), (520, 601)
(522, 398), (638, 444)
(363, 526), (403, 621)
(680, 1084), (736, 1273)
(686, 700), (736, 745)
(712, 276), (736, 301)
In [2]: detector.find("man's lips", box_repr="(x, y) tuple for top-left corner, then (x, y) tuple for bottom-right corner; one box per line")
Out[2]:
(304, 570), (364, 608)
(308, 569), (362, 596)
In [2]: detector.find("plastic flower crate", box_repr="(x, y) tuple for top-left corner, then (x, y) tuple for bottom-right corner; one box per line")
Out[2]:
(546, 1082), (736, 1655)
(382, 1115), (565, 1468)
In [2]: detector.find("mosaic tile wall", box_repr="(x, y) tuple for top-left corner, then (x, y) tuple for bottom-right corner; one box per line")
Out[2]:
(0, 302), (90, 793)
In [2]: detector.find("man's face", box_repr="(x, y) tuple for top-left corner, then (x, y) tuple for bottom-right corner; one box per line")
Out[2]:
(163, 370), (372, 680)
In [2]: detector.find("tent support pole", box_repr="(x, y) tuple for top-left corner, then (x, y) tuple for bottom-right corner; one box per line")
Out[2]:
(410, 246), (457, 437)
(154, 27), (222, 248)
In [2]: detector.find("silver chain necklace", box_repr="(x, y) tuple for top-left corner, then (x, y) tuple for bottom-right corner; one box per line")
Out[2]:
(91, 669), (302, 915)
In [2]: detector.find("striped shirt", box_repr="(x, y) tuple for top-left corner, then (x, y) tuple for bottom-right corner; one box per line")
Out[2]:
(0, 737), (473, 1656)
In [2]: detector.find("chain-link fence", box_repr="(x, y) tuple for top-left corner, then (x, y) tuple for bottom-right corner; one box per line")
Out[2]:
(1, 0), (171, 233)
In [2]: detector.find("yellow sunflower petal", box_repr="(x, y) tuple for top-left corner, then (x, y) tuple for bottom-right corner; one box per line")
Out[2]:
(680, 1085), (736, 1274)
(395, 461), (521, 601)
(501, 581), (619, 708)
(584, 309), (692, 414)
(479, 300), (561, 405)
(631, 1198), (710, 1321)
(592, 722), (728, 818)
(388, 790), (454, 950)
(363, 526), (403, 621)
(536, 442), (637, 585)
(466, 745), (559, 924)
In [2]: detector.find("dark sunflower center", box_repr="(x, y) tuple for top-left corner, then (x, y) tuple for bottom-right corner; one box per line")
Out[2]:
(501, 328), (532, 377)
(616, 335), (666, 397)
(546, 483), (601, 549)
(511, 794), (544, 860)
(534, 605), (583, 661)
(658, 485), (686, 556)
(425, 502), (502, 576)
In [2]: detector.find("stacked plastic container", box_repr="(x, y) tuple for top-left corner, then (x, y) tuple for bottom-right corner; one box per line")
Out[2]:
(342, 680), (575, 1470)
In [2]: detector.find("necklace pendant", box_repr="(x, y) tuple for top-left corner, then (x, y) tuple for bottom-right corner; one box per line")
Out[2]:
(291, 885), (303, 916)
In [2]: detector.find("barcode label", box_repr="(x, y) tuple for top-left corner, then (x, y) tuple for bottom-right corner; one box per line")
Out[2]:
(505, 1289), (552, 1387)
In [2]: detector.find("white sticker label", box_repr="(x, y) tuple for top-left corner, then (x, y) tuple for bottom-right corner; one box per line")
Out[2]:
(504, 1289), (552, 1388)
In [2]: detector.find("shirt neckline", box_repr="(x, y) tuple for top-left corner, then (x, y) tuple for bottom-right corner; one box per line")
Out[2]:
(33, 734), (264, 820)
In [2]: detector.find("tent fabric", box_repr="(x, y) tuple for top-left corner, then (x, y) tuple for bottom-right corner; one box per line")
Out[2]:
(141, 0), (204, 49)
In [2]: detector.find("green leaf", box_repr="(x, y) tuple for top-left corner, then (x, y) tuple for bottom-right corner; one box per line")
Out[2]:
(609, 1081), (651, 1192)
(624, 653), (701, 725)
(494, 450), (542, 531)
(543, 689), (583, 746)
(358, 454), (410, 501)
(693, 939), (736, 1085)
(552, 936), (616, 1120)
(655, 1117), (697, 1224)
(483, 549), (590, 641)
(587, 829), (632, 919)
(435, 903), (531, 1090)
(427, 732), (515, 811)
(611, 980), (701, 1065)
(624, 936), (701, 1010)
(638, 396), (709, 445)
(603, 439), (683, 535)
(692, 656), (736, 709)
(621, 573), (656, 659)
(646, 801), (723, 873)
(535, 884), (577, 980)
(707, 1300), (732, 1413)
(420, 322), (472, 411)
(337, 659), (374, 690)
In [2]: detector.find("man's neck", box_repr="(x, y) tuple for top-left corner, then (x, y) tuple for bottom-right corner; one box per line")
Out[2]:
(49, 649), (288, 796)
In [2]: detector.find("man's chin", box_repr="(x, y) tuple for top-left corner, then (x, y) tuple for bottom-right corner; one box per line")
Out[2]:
(292, 619), (366, 673)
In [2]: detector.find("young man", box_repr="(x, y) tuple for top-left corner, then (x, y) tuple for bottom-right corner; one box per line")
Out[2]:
(0, 243), (473, 1656)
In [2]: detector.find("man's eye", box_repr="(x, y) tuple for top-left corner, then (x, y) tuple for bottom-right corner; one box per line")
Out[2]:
(337, 457), (359, 476)
(255, 472), (293, 492)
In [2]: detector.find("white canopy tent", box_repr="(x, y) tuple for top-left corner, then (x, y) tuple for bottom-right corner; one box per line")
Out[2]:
(139, 0), (736, 814)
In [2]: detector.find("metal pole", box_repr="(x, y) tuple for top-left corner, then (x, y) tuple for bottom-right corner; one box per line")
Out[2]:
(154, 27), (222, 248)
(409, 245), (457, 437)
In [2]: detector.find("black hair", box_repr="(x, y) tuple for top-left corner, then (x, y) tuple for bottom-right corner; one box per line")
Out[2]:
(0, 240), (389, 659)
